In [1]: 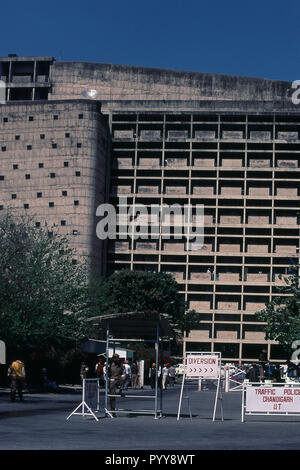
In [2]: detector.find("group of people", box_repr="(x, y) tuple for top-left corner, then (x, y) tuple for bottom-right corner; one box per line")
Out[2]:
(80, 355), (140, 391)
(245, 360), (300, 383)
(149, 362), (176, 389)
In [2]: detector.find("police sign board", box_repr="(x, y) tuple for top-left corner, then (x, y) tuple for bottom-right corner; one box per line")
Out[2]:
(84, 379), (99, 411)
(185, 353), (220, 379)
(242, 383), (300, 422)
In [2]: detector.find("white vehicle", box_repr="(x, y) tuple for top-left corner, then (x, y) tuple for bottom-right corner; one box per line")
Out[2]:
(175, 364), (185, 376)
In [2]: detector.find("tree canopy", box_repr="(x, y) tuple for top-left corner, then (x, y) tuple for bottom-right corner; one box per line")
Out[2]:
(89, 268), (199, 336)
(0, 212), (90, 354)
(255, 267), (300, 355)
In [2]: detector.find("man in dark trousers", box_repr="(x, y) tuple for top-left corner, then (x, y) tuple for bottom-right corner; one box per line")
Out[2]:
(7, 359), (26, 402)
(108, 354), (123, 414)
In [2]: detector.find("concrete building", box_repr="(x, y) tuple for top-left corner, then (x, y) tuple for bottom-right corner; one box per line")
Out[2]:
(0, 55), (299, 361)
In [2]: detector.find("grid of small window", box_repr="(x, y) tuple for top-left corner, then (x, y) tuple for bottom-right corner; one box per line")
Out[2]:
(40, 134), (45, 140)
(61, 220), (66, 226)
(78, 114), (83, 119)
(25, 174), (30, 180)
(27, 145), (32, 150)
(29, 116), (34, 121)
(35, 222), (41, 228)
(15, 135), (20, 141)
(13, 164), (18, 170)
(2, 146), (6, 152)
(65, 133), (70, 138)
(62, 191), (67, 196)
(77, 143), (82, 148)
(64, 162), (69, 167)
(75, 171), (81, 176)
(74, 200), (79, 206)
(0, 205), (3, 210)
(0, 175), (4, 181)
(3, 117), (8, 123)
(53, 115), (58, 120)
(50, 173), (55, 178)
(49, 202), (54, 207)
(24, 204), (29, 209)
(52, 143), (57, 149)
(11, 194), (16, 199)
(38, 163), (44, 168)
(37, 192), (42, 198)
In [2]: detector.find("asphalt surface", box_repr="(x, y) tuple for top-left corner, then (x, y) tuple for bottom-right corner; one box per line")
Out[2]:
(1, 381), (300, 451)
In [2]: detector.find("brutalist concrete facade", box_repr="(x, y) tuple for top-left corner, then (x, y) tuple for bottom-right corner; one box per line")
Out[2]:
(1, 55), (299, 361)
(0, 95), (111, 273)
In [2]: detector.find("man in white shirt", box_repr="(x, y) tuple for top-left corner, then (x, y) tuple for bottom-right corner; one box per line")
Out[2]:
(162, 363), (170, 390)
(122, 359), (131, 390)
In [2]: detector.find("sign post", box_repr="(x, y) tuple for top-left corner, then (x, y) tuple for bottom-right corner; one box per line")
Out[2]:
(242, 382), (300, 422)
(67, 379), (100, 421)
(177, 351), (223, 421)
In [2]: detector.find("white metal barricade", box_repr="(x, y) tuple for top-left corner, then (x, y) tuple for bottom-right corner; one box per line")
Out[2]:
(177, 352), (223, 421)
(67, 379), (101, 421)
(242, 382), (300, 422)
(224, 364), (246, 392)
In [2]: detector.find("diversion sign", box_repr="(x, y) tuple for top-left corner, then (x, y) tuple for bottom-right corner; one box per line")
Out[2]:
(242, 383), (300, 422)
(185, 354), (220, 379)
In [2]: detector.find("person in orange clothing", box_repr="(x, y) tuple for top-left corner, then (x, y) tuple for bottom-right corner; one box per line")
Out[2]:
(7, 359), (26, 402)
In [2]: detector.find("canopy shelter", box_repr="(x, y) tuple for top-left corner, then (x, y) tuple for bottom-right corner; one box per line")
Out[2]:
(87, 311), (174, 419)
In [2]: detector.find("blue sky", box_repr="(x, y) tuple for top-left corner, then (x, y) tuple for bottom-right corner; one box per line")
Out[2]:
(1, 0), (299, 81)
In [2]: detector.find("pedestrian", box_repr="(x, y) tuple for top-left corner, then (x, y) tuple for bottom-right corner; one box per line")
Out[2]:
(7, 358), (26, 402)
(162, 363), (170, 390)
(258, 349), (267, 379)
(246, 363), (259, 382)
(80, 362), (89, 384)
(149, 362), (157, 389)
(122, 359), (131, 390)
(41, 368), (58, 391)
(131, 362), (138, 389)
(168, 364), (176, 386)
(271, 364), (283, 383)
(108, 354), (124, 415)
(95, 356), (104, 387)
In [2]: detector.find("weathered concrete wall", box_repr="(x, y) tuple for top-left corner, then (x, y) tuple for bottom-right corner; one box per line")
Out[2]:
(50, 61), (293, 105)
(0, 99), (111, 271)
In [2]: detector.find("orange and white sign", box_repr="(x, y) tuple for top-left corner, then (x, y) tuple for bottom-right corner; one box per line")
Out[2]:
(246, 385), (300, 413)
(185, 354), (220, 379)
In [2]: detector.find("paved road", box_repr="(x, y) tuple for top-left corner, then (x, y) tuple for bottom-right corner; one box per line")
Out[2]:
(1, 382), (300, 450)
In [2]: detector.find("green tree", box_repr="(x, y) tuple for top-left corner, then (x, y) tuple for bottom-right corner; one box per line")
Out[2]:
(89, 269), (199, 337)
(0, 212), (90, 355)
(255, 267), (300, 356)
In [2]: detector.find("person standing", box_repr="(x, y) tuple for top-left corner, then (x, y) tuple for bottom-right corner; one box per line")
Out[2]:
(258, 349), (267, 380)
(8, 359), (26, 402)
(149, 363), (157, 389)
(95, 356), (104, 387)
(131, 362), (138, 389)
(122, 360), (131, 390)
(168, 364), (176, 386)
(108, 354), (123, 414)
(246, 363), (259, 382)
(80, 362), (89, 384)
(162, 363), (170, 390)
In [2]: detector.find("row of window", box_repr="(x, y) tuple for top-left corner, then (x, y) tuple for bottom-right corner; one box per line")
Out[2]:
(0, 170), (81, 179)
(1, 142), (82, 151)
(2, 114), (84, 123)
(0, 199), (80, 208)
